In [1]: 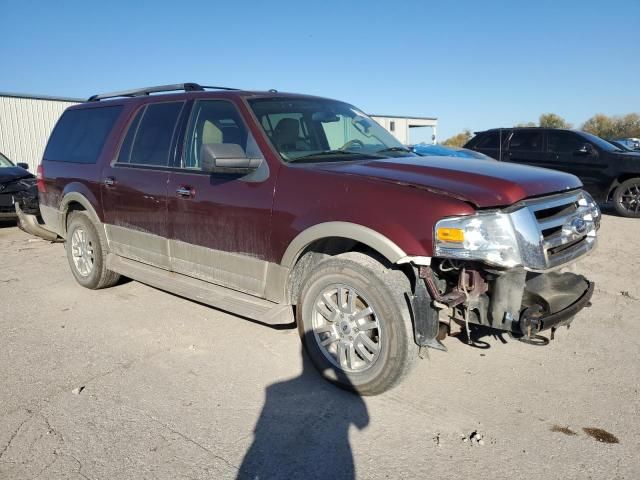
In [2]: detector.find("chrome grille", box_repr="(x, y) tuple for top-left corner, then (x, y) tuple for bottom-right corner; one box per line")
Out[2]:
(511, 190), (598, 271)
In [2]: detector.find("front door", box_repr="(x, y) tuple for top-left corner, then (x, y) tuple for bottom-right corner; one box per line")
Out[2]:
(166, 99), (277, 297)
(101, 101), (186, 269)
(546, 130), (610, 199)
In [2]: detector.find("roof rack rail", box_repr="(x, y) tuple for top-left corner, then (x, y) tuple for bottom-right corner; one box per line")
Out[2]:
(87, 83), (239, 102)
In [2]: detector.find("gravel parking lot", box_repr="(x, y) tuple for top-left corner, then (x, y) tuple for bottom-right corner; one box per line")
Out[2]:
(0, 213), (638, 480)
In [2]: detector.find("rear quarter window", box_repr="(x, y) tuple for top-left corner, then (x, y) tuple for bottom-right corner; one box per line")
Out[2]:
(44, 106), (123, 163)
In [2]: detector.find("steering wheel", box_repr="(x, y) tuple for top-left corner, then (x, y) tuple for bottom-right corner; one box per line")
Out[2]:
(339, 139), (365, 151)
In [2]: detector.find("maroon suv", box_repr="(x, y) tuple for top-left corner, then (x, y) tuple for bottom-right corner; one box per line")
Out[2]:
(22, 83), (600, 394)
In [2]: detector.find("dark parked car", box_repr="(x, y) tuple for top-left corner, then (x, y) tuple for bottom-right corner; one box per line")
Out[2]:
(20, 84), (599, 394)
(465, 128), (640, 217)
(0, 152), (39, 219)
(411, 143), (493, 160)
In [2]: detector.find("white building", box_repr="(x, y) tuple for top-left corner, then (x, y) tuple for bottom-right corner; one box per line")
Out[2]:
(0, 92), (438, 171)
(0, 93), (80, 171)
(371, 114), (437, 145)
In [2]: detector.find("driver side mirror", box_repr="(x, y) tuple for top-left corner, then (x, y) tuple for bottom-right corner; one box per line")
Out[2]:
(575, 143), (594, 155)
(17, 162), (29, 170)
(200, 143), (262, 174)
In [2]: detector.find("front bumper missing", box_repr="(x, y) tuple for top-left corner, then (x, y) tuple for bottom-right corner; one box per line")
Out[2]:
(412, 265), (594, 348)
(519, 273), (594, 338)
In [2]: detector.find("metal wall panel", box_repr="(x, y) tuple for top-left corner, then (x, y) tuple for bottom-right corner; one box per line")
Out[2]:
(0, 96), (78, 171)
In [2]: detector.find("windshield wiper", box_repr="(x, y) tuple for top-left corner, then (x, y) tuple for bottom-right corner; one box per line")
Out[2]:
(288, 150), (372, 162)
(376, 146), (412, 154)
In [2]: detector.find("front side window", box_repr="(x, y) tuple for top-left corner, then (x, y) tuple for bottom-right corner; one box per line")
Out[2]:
(44, 106), (122, 163)
(249, 98), (413, 163)
(183, 100), (255, 169)
(0, 152), (13, 168)
(117, 102), (184, 166)
(547, 131), (584, 153)
(509, 130), (543, 151)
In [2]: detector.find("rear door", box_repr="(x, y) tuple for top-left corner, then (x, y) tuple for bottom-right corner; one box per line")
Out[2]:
(166, 99), (276, 297)
(505, 129), (546, 167)
(101, 101), (186, 269)
(468, 130), (510, 160)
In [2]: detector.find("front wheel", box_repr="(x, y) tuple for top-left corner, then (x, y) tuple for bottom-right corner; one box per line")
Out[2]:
(297, 252), (418, 395)
(613, 178), (640, 218)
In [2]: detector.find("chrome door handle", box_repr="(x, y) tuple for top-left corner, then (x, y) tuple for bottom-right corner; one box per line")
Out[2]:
(104, 177), (116, 187)
(176, 186), (193, 197)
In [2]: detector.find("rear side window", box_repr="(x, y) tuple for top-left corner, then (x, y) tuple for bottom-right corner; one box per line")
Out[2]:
(44, 106), (122, 163)
(509, 130), (543, 151)
(548, 131), (584, 153)
(475, 132), (500, 149)
(117, 102), (184, 166)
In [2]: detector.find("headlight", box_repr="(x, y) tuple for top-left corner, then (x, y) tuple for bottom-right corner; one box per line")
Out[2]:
(578, 191), (600, 229)
(434, 212), (521, 268)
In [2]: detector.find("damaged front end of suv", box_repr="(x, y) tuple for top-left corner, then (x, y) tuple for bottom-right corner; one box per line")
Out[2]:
(412, 189), (599, 347)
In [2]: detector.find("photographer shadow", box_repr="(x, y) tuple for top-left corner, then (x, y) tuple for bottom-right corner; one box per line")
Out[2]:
(237, 334), (369, 480)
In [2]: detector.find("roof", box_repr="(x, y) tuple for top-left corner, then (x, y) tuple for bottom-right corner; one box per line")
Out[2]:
(0, 92), (83, 103)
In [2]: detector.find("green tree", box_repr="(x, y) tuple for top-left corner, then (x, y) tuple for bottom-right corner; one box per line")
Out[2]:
(538, 113), (571, 129)
(581, 114), (617, 138)
(442, 129), (472, 148)
(581, 113), (640, 139)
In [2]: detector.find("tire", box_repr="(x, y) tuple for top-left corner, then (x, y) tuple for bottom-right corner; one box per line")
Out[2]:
(613, 178), (640, 218)
(65, 211), (120, 289)
(297, 252), (418, 395)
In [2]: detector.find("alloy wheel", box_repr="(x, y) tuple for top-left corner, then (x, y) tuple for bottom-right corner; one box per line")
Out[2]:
(312, 284), (382, 373)
(70, 227), (95, 277)
(618, 182), (640, 215)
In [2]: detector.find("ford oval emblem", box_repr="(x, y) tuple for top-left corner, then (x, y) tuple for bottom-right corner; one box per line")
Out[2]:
(571, 217), (587, 235)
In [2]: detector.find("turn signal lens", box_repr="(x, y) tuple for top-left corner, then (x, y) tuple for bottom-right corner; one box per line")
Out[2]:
(437, 227), (464, 243)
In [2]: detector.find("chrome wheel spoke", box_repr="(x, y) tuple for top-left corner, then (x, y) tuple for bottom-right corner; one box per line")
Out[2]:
(315, 303), (337, 322)
(355, 337), (376, 363)
(358, 333), (380, 355)
(358, 320), (378, 332)
(320, 332), (339, 347)
(351, 306), (373, 322)
(311, 283), (381, 373)
(70, 227), (94, 277)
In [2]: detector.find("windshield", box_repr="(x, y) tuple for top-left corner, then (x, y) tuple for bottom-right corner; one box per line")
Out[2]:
(580, 131), (624, 152)
(0, 152), (13, 168)
(248, 98), (415, 163)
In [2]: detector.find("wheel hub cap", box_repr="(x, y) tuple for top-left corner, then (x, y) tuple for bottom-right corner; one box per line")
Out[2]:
(620, 183), (640, 214)
(71, 227), (95, 277)
(311, 284), (382, 373)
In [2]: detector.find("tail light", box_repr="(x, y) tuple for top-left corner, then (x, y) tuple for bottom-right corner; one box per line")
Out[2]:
(36, 164), (46, 193)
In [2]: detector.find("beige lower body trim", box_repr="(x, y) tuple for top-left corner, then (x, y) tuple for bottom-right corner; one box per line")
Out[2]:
(104, 224), (288, 301)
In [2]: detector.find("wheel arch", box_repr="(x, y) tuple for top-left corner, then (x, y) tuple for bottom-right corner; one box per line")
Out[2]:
(281, 222), (407, 269)
(281, 222), (412, 305)
(607, 174), (640, 201)
(60, 192), (101, 236)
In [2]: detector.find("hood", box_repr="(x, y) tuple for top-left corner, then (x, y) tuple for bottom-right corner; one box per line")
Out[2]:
(311, 156), (582, 208)
(0, 166), (34, 184)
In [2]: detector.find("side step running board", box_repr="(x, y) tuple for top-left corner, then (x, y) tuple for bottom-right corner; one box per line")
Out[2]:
(106, 253), (293, 326)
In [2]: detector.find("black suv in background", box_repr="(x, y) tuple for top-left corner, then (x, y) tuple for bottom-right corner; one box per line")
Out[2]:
(465, 128), (640, 217)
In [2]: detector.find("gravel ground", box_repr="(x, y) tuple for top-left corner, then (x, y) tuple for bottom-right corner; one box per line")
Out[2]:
(0, 213), (638, 480)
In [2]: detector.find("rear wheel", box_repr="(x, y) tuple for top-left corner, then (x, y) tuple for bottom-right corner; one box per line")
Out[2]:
(613, 178), (640, 218)
(297, 252), (418, 395)
(66, 211), (120, 289)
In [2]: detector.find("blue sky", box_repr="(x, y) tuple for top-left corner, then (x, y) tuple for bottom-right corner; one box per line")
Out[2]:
(2, 0), (638, 142)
